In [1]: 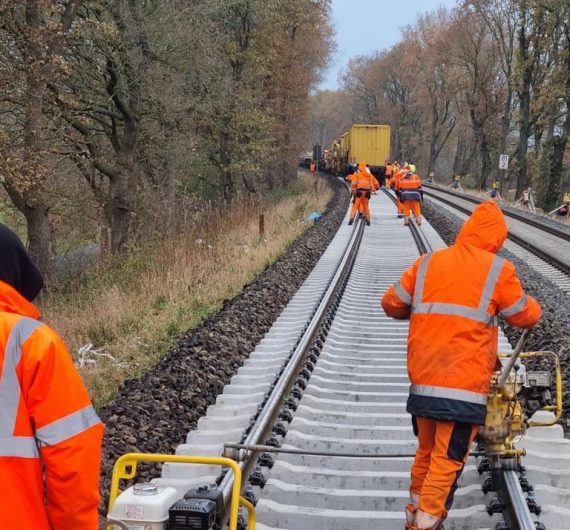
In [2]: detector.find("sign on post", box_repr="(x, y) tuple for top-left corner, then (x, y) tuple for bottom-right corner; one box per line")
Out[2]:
(499, 154), (509, 170)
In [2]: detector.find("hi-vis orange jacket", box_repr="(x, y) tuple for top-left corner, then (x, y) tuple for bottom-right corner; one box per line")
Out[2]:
(399, 172), (422, 201)
(0, 281), (104, 529)
(351, 162), (380, 193)
(381, 201), (541, 424)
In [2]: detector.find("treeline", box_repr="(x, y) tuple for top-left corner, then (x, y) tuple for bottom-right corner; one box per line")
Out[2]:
(0, 0), (333, 278)
(312, 0), (570, 209)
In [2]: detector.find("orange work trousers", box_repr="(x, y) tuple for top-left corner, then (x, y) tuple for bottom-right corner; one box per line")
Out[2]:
(403, 200), (421, 222)
(396, 196), (403, 214)
(410, 417), (478, 519)
(350, 194), (371, 222)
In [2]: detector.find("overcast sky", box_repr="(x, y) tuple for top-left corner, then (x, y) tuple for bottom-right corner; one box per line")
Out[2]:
(321, 0), (459, 90)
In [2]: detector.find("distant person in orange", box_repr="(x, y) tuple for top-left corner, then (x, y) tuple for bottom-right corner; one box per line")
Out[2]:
(381, 201), (541, 530)
(348, 161), (380, 226)
(309, 161), (316, 174)
(385, 160), (394, 188)
(0, 224), (104, 529)
(399, 170), (423, 225)
(393, 165), (410, 218)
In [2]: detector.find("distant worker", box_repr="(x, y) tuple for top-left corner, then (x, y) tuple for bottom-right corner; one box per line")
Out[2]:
(399, 170), (423, 225)
(381, 201), (541, 530)
(385, 161), (394, 188)
(349, 161), (380, 226)
(0, 224), (104, 529)
(393, 165), (410, 218)
(309, 161), (316, 174)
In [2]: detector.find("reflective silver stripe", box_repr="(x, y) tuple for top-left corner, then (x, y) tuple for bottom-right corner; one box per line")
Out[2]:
(478, 255), (505, 312)
(36, 405), (101, 446)
(410, 384), (488, 405)
(393, 282), (412, 305)
(413, 253), (432, 306)
(412, 254), (505, 326)
(0, 318), (43, 437)
(501, 294), (528, 317)
(413, 302), (496, 324)
(0, 436), (39, 458)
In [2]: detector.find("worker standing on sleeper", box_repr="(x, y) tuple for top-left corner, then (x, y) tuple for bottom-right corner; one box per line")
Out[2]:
(0, 224), (104, 530)
(348, 161), (380, 226)
(381, 201), (541, 530)
(400, 170), (423, 225)
(392, 165), (409, 218)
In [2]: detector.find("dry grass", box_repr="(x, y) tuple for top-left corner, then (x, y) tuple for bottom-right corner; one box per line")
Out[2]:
(40, 173), (332, 408)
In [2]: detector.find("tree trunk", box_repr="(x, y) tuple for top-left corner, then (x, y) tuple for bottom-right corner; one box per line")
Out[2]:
(108, 123), (138, 254)
(514, 3), (534, 199)
(497, 86), (513, 193)
(24, 204), (53, 277)
(21, 0), (53, 277)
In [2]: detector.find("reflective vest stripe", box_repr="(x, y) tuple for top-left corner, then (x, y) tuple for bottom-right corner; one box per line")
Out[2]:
(0, 318), (43, 438)
(0, 435), (39, 458)
(413, 253), (432, 305)
(412, 302), (495, 324)
(478, 255), (505, 312)
(501, 293), (528, 317)
(413, 253), (505, 326)
(393, 282), (412, 305)
(409, 384), (488, 405)
(36, 404), (100, 446)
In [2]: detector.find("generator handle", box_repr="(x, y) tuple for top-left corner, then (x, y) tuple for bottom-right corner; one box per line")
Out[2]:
(498, 329), (530, 388)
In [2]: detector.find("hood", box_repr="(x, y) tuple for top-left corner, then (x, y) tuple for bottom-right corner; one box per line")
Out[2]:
(358, 161), (367, 172)
(456, 200), (507, 253)
(0, 224), (44, 301)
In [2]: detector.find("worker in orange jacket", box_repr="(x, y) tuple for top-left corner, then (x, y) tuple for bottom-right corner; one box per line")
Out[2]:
(399, 170), (423, 225)
(0, 224), (104, 530)
(392, 165), (409, 218)
(385, 161), (394, 188)
(381, 201), (541, 530)
(349, 161), (380, 226)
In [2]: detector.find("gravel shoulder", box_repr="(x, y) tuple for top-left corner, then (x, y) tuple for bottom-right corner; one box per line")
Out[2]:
(423, 199), (570, 436)
(99, 175), (348, 502)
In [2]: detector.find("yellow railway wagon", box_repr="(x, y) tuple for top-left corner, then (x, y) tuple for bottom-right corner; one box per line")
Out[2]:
(347, 124), (391, 170)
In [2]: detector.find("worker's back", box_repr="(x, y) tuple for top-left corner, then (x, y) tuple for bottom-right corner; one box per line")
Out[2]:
(382, 201), (541, 424)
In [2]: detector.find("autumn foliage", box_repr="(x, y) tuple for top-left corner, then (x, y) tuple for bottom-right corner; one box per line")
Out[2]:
(312, 0), (569, 209)
(0, 0), (334, 278)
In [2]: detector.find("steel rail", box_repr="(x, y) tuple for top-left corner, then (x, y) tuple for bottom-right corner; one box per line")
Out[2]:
(500, 470), (536, 530)
(424, 183), (570, 242)
(380, 187), (432, 255)
(423, 187), (570, 277)
(218, 214), (366, 514)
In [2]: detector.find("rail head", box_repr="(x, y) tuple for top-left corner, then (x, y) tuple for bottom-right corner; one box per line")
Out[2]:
(500, 469), (537, 530)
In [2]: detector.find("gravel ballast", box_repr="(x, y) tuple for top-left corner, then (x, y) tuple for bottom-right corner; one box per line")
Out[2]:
(423, 199), (570, 435)
(99, 175), (348, 502)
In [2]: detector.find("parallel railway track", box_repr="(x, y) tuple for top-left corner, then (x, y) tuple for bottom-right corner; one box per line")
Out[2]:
(112, 184), (570, 530)
(422, 185), (570, 292)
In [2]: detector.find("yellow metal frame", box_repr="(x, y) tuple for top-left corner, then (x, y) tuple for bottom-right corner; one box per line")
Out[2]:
(107, 453), (256, 530)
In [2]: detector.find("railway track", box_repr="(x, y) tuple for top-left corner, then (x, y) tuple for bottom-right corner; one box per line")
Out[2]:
(109, 187), (570, 530)
(422, 185), (570, 293)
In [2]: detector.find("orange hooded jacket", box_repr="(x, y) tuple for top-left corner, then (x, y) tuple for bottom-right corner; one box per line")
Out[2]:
(381, 201), (541, 424)
(351, 162), (380, 193)
(0, 281), (104, 529)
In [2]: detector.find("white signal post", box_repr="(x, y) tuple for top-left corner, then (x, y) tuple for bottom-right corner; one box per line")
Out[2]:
(498, 154), (509, 194)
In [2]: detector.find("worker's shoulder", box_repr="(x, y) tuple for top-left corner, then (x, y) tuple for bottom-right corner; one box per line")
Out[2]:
(21, 319), (68, 354)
